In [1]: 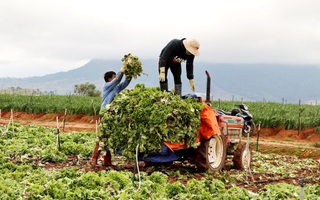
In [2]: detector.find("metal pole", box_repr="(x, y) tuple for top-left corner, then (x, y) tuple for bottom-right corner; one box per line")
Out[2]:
(205, 70), (211, 105)
(246, 130), (249, 181)
(56, 115), (61, 151)
(256, 122), (261, 151)
(300, 178), (306, 200)
(132, 133), (142, 185)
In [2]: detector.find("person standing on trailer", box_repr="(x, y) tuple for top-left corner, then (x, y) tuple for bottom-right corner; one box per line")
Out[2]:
(158, 38), (200, 95)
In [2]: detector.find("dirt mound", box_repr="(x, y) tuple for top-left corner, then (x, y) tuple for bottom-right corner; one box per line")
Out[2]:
(0, 111), (99, 132)
(256, 126), (320, 142)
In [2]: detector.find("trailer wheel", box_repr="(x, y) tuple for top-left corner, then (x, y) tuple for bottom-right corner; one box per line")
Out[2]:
(232, 142), (252, 170)
(194, 134), (226, 171)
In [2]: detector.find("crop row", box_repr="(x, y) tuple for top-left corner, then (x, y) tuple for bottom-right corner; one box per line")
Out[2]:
(0, 94), (101, 115)
(1, 94), (320, 130)
(0, 124), (319, 199)
(214, 100), (320, 130)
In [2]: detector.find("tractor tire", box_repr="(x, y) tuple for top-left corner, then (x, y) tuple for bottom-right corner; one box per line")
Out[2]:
(232, 142), (252, 170)
(194, 134), (226, 171)
(242, 121), (256, 137)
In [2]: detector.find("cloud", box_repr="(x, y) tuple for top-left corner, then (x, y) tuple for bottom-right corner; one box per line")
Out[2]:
(0, 0), (320, 77)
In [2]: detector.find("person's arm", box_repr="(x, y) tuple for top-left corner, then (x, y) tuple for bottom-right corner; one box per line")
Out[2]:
(109, 71), (124, 86)
(116, 76), (132, 92)
(186, 56), (195, 80)
(186, 56), (196, 92)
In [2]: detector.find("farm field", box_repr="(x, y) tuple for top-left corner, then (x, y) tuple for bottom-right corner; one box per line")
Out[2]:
(1, 109), (320, 159)
(1, 93), (320, 198)
(1, 110), (320, 199)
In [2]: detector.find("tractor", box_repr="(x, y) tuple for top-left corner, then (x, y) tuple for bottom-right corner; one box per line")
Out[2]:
(137, 71), (255, 171)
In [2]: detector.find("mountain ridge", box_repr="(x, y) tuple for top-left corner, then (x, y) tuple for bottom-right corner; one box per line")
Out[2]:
(1, 59), (319, 104)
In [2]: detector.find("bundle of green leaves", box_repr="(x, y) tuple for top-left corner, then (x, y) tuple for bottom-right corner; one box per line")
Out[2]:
(99, 84), (204, 159)
(122, 53), (145, 80)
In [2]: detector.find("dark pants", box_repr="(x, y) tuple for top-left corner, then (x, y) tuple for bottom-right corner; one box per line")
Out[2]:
(159, 64), (182, 95)
(159, 64), (182, 85)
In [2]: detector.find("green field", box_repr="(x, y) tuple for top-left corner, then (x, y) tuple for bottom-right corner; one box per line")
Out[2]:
(0, 94), (101, 116)
(1, 93), (320, 130)
(0, 124), (319, 199)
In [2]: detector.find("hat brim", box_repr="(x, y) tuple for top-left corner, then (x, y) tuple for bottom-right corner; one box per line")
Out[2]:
(183, 39), (200, 56)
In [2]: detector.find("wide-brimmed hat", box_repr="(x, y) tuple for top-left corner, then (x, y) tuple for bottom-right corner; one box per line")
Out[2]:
(183, 39), (200, 56)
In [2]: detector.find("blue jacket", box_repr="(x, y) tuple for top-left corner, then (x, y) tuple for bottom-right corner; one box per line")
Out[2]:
(100, 71), (131, 109)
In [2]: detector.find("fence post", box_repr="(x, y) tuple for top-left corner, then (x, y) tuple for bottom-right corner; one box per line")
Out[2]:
(298, 99), (302, 135)
(56, 115), (61, 151)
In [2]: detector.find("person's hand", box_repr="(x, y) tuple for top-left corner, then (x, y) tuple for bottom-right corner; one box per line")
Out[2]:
(189, 79), (195, 92)
(159, 67), (166, 82)
(120, 64), (127, 73)
(126, 73), (132, 80)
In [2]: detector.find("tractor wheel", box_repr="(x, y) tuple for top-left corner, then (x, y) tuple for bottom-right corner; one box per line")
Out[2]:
(242, 121), (256, 137)
(194, 134), (226, 171)
(232, 142), (252, 170)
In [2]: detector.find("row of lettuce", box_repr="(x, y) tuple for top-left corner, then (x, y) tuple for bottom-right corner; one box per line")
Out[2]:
(1, 124), (319, 199)
(1, 93), (320, 130)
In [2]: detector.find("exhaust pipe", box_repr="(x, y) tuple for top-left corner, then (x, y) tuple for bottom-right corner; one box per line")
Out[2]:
(205, 70), (211, 105)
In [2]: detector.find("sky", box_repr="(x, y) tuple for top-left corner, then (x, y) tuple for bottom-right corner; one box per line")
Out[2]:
(0, 0), (319, 78)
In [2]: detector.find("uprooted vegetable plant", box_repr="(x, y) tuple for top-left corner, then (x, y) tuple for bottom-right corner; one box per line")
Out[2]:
(121, 53), (146, 80)
(99, 84), (204, 159)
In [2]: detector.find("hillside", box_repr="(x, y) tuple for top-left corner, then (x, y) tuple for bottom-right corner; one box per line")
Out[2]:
(1, 59), (320, 104)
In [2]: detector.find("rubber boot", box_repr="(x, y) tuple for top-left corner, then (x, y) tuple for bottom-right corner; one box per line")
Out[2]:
(160, 82), (168, 92)
(90, 142), (101, 166)
(174, 84), (182, 96)
(103, 150), (112, 166)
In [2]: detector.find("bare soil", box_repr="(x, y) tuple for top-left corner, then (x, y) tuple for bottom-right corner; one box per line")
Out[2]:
(0, 111), (99, 132)
(1, 111), (320, 193)
(1, 111), (319, 158)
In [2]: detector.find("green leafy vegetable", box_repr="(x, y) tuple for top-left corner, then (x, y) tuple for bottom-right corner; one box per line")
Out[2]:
(121, 53), (146, 80)
(99, 84), (204, 159)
